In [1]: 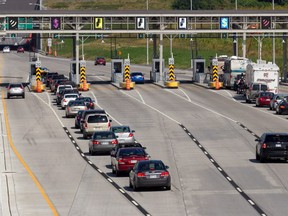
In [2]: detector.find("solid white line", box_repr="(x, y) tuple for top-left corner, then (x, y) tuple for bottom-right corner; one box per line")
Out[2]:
(165, 88), (237, 123)
(135, 90), (145, 104)
(223, 90), (237, 101)
(120, 90), (181, 125)
(90, 90), (122, 125)
(33, 93), (64, 127)
(179, 88), (192, 102)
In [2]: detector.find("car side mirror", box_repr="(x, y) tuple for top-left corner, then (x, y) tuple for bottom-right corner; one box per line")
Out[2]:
(165, 166), (169, 169)
(132, 130), (135, 133)
(142, 147), (146, 149)
(255, 138), (260, 141)
(109, 119), (112, 122)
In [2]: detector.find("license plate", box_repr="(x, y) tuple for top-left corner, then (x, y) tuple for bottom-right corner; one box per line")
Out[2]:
(276, 144), (282, 147)
(131, 160), (137, 163)
(101, 142), (109, 145)
(149, 174), (158, 179)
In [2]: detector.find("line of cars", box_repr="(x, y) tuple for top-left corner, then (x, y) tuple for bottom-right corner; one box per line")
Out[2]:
(46, 73), (171, 191)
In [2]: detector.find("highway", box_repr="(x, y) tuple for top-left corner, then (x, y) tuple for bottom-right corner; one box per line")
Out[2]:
(1, 51), (288, 216)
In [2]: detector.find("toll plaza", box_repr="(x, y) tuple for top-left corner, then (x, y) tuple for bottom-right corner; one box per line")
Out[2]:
(164, 55), (179, 88)
(150, 59), (165, 83)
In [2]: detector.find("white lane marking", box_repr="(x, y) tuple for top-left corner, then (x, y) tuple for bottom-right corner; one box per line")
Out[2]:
(223, 90), (236, 101)
(135, 90), (145, 104)
(237, 187), (242, 192)
(90, 90), (122, 125)
(107, 178), (113, 183)
(226, 176), (232, 181)
(95, 76), (106, 81)
(132, 200), (139, 206)
(33, 93), (64, 127)
(217, 167), (223, 171)
(88, 161), (92, 164)
(210, 89), (237, 102)
(119, 189), (125, 193)
(248, 200), (255, 205)
(179, 88), (192, 102)
(97, 169), (103, 173)
(164, 88), (237, 123)
(120, 91), (181, 125)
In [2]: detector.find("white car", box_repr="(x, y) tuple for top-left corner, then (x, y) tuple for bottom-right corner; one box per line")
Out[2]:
(3, 46), (10, 53)
(61, 93), (79, 109)
(110, 125), (136, 143)
(56, 84), (73, 95)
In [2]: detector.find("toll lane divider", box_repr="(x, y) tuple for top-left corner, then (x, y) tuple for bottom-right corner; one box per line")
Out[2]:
(63, 127), (151, 216)
(179, 124), (266, 216)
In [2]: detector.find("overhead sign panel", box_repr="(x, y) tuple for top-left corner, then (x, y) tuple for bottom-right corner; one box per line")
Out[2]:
(94, 18), (103, 29)
(51, 17), (61, 30)
(136, 17), (145, 29)
(220, 17), (229, 29)
(8, 17), (18, 30)
(178, 17), (187, 29)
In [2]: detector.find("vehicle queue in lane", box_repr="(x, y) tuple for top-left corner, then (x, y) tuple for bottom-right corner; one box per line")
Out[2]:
(44, 71), (171, 191)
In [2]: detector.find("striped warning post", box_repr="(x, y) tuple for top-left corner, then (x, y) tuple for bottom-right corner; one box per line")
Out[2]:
(124, 65), (130, 81)
(169, 64), (175, 81)
(212, 65), (218, 82)
(35, 67), (41, 81)
(80, 66), (86, 83)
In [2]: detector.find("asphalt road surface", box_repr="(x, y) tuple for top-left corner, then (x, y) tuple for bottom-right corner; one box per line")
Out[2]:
(1, 51), (288, 216)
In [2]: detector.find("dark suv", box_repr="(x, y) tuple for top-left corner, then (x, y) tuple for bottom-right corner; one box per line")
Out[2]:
(255, 133), (288, 163)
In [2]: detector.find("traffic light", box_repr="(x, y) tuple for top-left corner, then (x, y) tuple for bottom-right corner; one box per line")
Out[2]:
(261, 17), (271, 29)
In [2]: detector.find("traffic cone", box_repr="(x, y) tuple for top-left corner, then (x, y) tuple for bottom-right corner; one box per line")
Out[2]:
(36, 80), (42, 93)
(126, 79), (131, 90)
(82, 80), (88, 91)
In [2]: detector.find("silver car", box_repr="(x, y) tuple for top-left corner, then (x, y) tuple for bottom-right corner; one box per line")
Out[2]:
(7, 83), (25, 99)
(110, 125), (136, 143)
(269, 93), (288, 110)
(88, 131), (118, 155)
(65, 100), (87, 118)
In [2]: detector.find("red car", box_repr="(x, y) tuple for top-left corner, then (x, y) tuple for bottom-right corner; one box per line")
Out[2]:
(94, 57), (106, 66)
(255, 91), (274, 107)
(111, 147), (149, 176)
(17, 46), (24, 53)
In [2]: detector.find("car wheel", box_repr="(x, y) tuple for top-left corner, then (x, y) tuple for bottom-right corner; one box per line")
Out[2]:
(259, 154), (266, 163)
(132, 182), (138, 191)
(166, 185), (171, 190)
(256, 151), (260, 161)
(112, 166), (116, 174)
(115, 169), (120, 177)
(129, 179), (132, 188)
(22, 94), (25, 99)
(7, 94), (10, 99)
(83, 133), (87, 139)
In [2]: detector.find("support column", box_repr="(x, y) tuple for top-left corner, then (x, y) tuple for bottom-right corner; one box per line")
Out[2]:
(76, 32), (79, 85)
(159, 33), (163, 82)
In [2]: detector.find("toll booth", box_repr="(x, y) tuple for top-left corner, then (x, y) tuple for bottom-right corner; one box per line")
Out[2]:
(192, 58), (206, 83)
(150, 59), (165, 82)
(70, 60), (86, 84)
(111, 59), (124, 83)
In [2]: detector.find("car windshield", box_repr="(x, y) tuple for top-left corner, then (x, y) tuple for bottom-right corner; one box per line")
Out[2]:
(111, 127), (130, 133)
(266, 135), (288, 142)
(87, 115), (108, 123)
(138, 162), (165, 171)
(77, 97), (92, 102)
(119, 148), (145, 157)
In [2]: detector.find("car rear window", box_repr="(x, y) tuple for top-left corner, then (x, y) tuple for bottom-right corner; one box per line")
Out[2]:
(65, 94), (78, 98)
(119, 148), (145, 157)
(265, 135), (288, 142)
(252, 85), (259, 90)
(132, 73), (142, 76)
(111, 127), (130, 133)
(261, 85), (268, 91)
(77, 97), (92, 102)
(138, 162), (165, 171)
(87, 115), (108, 123)
(93, 132), (115, 139)
(10, 84), (22, 88)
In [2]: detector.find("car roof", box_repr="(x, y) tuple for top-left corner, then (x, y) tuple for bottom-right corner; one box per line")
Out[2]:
(93, 131), (114, 135)
(117, 143), (143, 148)
(262, 132), (288, 136)
(137, 160), (163, 164)
(111, 125), (130, 128)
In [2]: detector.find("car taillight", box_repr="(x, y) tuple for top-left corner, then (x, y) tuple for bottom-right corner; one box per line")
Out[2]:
(118, 158), (125, 164)
(128, 133), (133, 137)
(137, 172), (146, 177)
(67, 107), (70, 111)
(280, 105), (285, 109)
(92, 140), (100, 145)
(144, 156), (149, 160)
(160, 171), (170, 177)
(262, 143), (267, 149)
(63, 99), (67, 102)
(90, 102), (93, 107)
(84, 122), (88, 128)
(111, 139), (118, 145)
(108, 122), (111, 128)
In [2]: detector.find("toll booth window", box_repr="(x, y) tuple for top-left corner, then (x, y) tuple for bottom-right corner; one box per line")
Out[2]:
(155, 62), (160, 72)
(114, 62), (122, 73)
(196, 62), (204, 73)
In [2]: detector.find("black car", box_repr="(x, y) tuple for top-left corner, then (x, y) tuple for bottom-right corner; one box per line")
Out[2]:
(129, 160), (171, 191)
(74, 97), (95, 109)
(255, 132), (288, 163)
(110, 142), (145, 158)
(275, 97), (288, 115)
